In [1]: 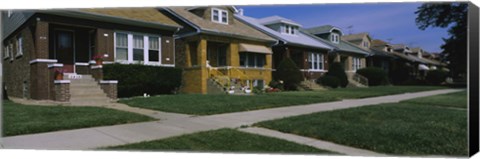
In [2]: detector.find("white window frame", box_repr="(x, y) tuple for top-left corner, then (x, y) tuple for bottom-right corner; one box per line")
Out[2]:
(211, 8), (228, 24)
(352, 57), (362, 71)
(331, 33), (340, 44)
(363, 41), (369, 48)
(282, 25), (296, 35)
(9, 42), (14, 60)
(114, 31), (162, 65)
(16, 36), (23, 57)
(3, 45), (9, 60)
(308, 52), (324, 71)
(240, 53), (266, 68)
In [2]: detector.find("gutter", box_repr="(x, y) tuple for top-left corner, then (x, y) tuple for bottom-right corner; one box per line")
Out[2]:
(38, 10), (182, 31)
(163, 8), (201, 39)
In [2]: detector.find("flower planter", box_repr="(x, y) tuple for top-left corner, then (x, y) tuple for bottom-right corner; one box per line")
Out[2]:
(95, 60), (103, 66)
(245, 89), (252, 94)
(55, 73), (64, 80)
(228, 90), (235, 94)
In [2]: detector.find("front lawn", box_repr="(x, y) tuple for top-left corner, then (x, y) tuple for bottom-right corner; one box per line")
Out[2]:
(2, 100), (154, 136)
(105, 128), (334, 154)
(255, 92), (467, 156)
(120, 86), (446, 115)
(402, 90), (467, 108)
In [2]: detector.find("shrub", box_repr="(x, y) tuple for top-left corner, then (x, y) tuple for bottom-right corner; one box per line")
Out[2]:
(426, 70), (448, 85)
(356, 67), (390, 86)
(268, 80), (284, 91)
(103, 64), (182, 98)
(326, 62), (348, 87)
(274, 58), (303, 91)
(390, 64), (411, 85)
(317, 75), (339, 88)
(252, 86), (264, 94)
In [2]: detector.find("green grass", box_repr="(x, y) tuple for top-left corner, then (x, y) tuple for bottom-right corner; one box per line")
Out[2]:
(402, 91), (467, 108)
(255, 92), (468, 156)
(105, 128), (334, 154)
(120, 86), (446, 115)
(2, 100), (155, 136)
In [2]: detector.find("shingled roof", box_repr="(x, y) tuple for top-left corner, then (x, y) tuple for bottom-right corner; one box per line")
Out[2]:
(235, 14), (332, 50)
(342, 32), (371, 45)
(78, 8), (181, 28)
(165, 7), (275, 42)
(304, 25), (343, 35)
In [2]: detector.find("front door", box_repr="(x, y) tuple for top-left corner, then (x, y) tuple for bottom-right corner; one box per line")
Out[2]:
(55, 30), (75, 73)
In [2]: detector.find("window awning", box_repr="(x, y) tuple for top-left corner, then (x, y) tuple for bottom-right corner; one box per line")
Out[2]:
(239, 43), (272, 54)
(419, 64), (430, 71)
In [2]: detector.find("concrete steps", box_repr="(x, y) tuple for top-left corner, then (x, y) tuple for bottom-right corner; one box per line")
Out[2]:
(66, 74), (113, 106)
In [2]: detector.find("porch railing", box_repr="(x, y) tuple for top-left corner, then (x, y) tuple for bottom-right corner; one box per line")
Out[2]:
(209, 67), (230, 88)
(352, 73), (369, 87)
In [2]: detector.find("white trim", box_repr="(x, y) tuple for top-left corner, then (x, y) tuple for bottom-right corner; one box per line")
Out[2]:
(91, 65), (103, 69)
(301, 69), (327, 72)
(211, 8), (228, 25)
(99, 80), (118, 84)
(48, 63), (64, 68)
(54, 80), (71, 84)
(29, 59), (58, 64)
(75, 62), (89, 66)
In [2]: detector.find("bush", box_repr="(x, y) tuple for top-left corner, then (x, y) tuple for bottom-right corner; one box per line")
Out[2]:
(274, 58), (303, 90)
(317, 75), (339, 88)
(326, 62), (348, 87)
(103, 64), (182, 98)
(390, 64), (411, 85)
(268, 80), (284, 91)
(426, 70), (448, 85)
(356, 67), (390, 86)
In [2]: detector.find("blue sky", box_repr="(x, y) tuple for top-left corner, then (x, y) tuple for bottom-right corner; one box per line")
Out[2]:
(238, 3), (449, 53)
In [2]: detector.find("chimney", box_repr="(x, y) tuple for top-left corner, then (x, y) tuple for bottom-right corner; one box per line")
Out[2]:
(238, 8), (244, 15)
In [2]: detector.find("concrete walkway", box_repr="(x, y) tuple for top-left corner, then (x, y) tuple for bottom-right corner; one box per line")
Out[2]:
(239, 127), (387, 156)
(2, 89), (462, 152)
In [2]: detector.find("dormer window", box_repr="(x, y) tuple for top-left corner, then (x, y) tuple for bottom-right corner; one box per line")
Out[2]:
(363, 41), (369, 48)
(331, 33), (339, 43)
(212, 8), (228, 24)
(283, 25), (296, 35)
(7, 10), (13, 18)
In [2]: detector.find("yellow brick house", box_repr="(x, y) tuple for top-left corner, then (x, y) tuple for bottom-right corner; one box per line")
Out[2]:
(161, 7), (276, 94)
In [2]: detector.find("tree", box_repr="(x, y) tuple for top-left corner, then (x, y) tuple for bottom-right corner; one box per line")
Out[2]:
(415, 3), (468, 78)
(326, 62), (349, 87)
(274, 57), (303, 90)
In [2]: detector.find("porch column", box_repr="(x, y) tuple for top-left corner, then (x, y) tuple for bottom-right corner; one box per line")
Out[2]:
(35, 21), (49, 59)
(227, 42), (239, 67)
(185, 42), (192, 67)
(346, 56), (353, 71)
(361, 58), (367, 68)
(197, 39), (208, 94)
(333, 54), (341, 62)
(265, 53), (273, 84)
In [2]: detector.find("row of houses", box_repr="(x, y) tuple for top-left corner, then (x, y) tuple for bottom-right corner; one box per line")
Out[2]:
(1, 6), (446, 101)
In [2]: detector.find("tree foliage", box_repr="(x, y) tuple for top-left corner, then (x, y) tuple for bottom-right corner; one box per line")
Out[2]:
(274, 57), (303, 90)
(415, 3), (468, 77)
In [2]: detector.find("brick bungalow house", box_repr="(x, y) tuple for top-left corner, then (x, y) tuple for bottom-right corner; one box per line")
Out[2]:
(234, 14), (334, 89)
(303, 25), (370, 86)
(161, 7), (276, 94)
(2, 8), (181, 103)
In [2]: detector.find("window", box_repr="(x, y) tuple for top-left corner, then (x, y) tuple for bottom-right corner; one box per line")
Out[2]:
(308, 52), (324, 70)
(253, 80), (264, 88)
(9, 42), (14, 60)
(352, 57), (362, 71)
(331, 33), (339, 43)
(3, 45), (9, 59)
(283, 25), (296, 35)
(239, 53), (266, 68)
(363, 41), (369, 48)
(16, 36), (23, 57)
(212, 8), (228, 24)
(115, 32), (162, 64)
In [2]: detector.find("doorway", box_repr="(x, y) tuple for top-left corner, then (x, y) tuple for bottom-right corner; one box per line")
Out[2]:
(55, 30), (75, 73)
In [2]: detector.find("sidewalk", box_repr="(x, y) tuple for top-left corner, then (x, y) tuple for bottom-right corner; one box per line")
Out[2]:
(2, 89), (462, 151)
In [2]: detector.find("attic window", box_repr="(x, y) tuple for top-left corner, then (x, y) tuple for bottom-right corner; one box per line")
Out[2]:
(331, 33), (339, 43)
(212, 8), (228, 24)
(363, 41), (369, 48)
(283, 25), (296, 35)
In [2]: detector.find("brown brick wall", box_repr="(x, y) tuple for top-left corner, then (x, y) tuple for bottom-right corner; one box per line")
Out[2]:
(100, 83), (117, 99)
(3, 25), (34, 99)
(90, 66), (103, 81)
(161, 36), (174, 65)
(35, 21), (49, 59)
(54, 82), (70, 102)
(96, 29), (114, 61)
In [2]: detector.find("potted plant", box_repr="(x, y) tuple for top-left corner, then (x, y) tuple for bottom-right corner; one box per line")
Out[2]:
(93, 55), (103, 65)
(54, 68), (64, 80)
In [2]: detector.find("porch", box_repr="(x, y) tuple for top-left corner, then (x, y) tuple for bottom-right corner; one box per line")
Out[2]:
(180, 36), (273, 94)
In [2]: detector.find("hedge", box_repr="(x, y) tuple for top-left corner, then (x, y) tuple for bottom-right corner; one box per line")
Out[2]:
(426, 70), (448, 85)
(103, 64), (182, 98)
(326, 62), (348, 87)
(317, 75), (340, 88)
(356, 67), (390, 86)
(274, 57), (303, 91)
